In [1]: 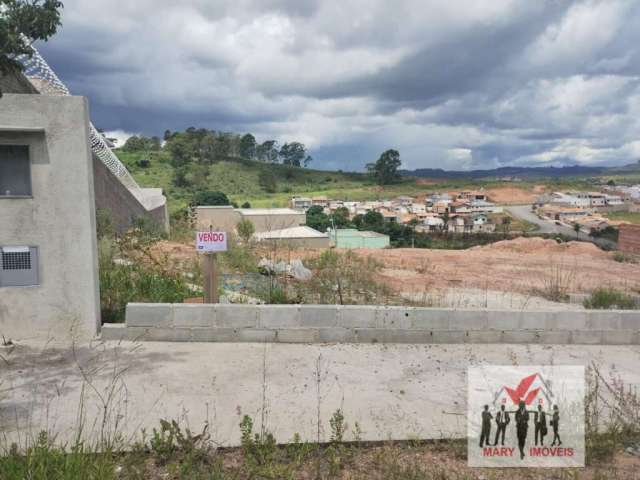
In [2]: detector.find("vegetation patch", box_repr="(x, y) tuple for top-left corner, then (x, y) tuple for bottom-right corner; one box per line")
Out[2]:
(583, 287), (638, 310)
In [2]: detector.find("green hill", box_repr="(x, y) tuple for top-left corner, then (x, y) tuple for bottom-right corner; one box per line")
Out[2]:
(116, 149), (637, 215)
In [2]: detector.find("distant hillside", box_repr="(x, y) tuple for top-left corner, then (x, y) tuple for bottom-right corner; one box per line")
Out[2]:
(400, 165), (607, 179)
(401, 161), (640, 179)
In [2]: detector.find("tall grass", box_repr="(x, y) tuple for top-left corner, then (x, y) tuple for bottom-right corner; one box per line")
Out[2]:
(98, 228), (197, 323)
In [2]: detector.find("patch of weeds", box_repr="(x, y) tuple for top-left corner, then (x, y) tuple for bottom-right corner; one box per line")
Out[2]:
(239, 414), (277, 468)
(298, 250), (395, 305)
(612, 251), (639, 264)
(99, 235), (196, 323)
(0, 432), (115, 480)
(531, 261), (575, 303)
(583, 288), (637, 310)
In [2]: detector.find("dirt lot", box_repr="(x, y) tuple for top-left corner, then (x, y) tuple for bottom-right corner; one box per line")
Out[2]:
(350, 237), (640, 297)
(483, 186), (543, 204)
(150, 237), (640, 302)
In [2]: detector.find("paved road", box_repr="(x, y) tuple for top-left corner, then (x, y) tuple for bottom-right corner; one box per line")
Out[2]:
(506, 205), (575, 235)
(506, 204), (617, 250)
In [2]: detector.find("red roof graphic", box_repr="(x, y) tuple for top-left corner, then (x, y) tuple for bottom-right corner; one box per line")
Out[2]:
(501, 373), (550, 406)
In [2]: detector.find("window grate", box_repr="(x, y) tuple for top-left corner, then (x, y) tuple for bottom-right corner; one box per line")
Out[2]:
(1, 252), (31, 270)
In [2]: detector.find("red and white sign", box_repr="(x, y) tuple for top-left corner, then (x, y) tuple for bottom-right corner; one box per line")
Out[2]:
(196, 231), (228, 252)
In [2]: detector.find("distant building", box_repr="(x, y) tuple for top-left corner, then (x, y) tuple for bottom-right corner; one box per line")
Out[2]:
(254, 226), (330, 249)
(289, 196), (312, 210)
(196, 206), (306, 233)
(394, 195), (414, 206)
(329, 229), (390, 249)
(311, 196), (329, 208)
(619, 224), (640, 254)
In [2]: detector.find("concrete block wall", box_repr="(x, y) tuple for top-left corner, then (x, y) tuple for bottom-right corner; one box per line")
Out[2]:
(100, 304), (640, 345)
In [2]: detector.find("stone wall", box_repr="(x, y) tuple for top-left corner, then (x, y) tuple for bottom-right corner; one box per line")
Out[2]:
(619, 224), (640, 254)
(101, 303), (640, 345)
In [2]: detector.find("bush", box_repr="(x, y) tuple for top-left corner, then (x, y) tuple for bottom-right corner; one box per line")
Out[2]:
(236, 219), (255, 243)
(299, 250), (394, 305)
(192, 190), (230, 206)
(583, 288), (637, 310)
(613, 251), (639, 264)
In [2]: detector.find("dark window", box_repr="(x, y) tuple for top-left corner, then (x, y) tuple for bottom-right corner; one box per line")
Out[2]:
(0, 145), (31, 196)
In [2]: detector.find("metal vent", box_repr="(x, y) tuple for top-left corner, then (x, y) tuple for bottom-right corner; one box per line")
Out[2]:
(0, 247), (39, 287)
(1, 251), (31, 270)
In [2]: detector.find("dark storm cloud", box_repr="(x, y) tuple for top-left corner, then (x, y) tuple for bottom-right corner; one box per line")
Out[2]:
(36, 0), (640, 171)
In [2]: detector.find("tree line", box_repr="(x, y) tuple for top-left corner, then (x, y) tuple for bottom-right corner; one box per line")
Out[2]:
(122, 128), (313, 168)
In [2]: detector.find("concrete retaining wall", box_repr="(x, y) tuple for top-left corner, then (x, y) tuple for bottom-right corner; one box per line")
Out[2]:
(101, 303), (640, 345)
(93, 155), (169, 234)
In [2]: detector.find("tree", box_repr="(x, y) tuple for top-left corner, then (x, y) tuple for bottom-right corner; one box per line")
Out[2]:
(236, 219), (255, 243)
(0, 0), (64, 96)
(239, 134), (257, 160)
(330, 207), (351, 228)
(573, 222), (581, 239)
(256, 140), (279, 163)
(166, 134), (195, 167)
(501, 216), (512, 238)
(441, 210), (450, 233)
(192, 191), (230, 206)
(306, 205), (330, 232)
(279, 142), (306, 166)
(304, 155), (313, 168)
(361, 210), (385, 231)
(122, 135), (160, 152)
(366, 149), (402, 185)
(258, 169), (278, 193)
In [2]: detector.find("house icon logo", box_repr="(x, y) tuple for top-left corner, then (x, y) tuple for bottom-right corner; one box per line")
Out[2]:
(493, 372), (553, 408)
(468, 365), (585, 468)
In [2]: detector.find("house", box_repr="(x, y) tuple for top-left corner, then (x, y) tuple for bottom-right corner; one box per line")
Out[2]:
(447, 215), (467, 233)
(550, 192), (588, 208)
(471, 214), (495, 232)
(423, 215), (444, 231)
(311, 196), (329, 208)
(604, 194), (624, 206)
(469, 199), (503, 214)
(289, 196), (312, 210)
(410, 203), (427, 214)
(458, 191), (488, 201)
(379, 208), (399, 223)
(394, 195), (414, 206)
(433, 200), (452, 214)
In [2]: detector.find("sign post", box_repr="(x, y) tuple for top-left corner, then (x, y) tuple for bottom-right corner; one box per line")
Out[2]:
(196, 230), (228, 304)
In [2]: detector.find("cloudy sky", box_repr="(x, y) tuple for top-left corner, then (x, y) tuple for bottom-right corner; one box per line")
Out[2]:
(37, 0), (640, 171)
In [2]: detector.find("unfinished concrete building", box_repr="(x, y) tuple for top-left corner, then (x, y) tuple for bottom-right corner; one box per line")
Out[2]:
(0, 53), (168, 341)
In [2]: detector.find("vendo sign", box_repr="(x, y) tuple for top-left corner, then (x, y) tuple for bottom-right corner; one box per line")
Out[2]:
(196, 231), (228, 252)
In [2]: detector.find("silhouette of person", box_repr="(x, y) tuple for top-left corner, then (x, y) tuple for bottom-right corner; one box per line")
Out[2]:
(493, 404), (510, 446)
(479, 404), (493, 447)
(550, 405), (562, 446)
(515, 400), (530, 460)
(534, 404), (547, 446)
